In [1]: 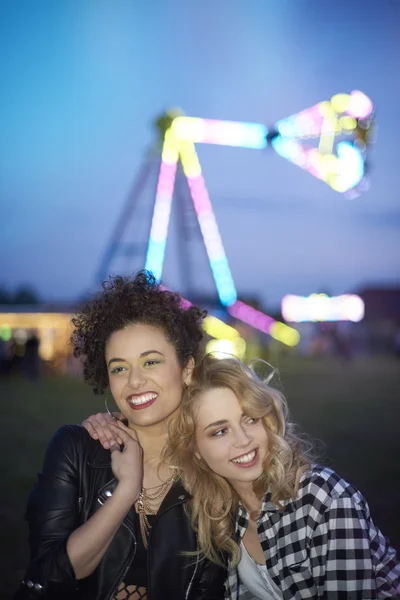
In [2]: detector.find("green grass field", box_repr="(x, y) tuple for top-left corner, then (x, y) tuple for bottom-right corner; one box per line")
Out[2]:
(1, 356), (399, 597)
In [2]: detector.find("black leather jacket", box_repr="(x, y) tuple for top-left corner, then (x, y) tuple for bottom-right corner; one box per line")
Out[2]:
(14, 426), (226, 600)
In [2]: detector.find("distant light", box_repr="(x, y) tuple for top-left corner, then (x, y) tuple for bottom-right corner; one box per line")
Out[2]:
(269, 322), (300, 346)
(281, 293), (365, 322)
(39, 328), (55, 361)
(206, 337), (246, 360)
(172, 117), (268, 149)
(179, 140), (237, 306)
(203, 315), (240, 341)
(330, 93), (350, 114)
(340, 116), (357, 131)
(15, 329), (28, 344)
(347, 91), (373, 120)
(333, 142), (364, 192)
(271, 90), (374, 194)
(0, 324), (12, 342)
(145, 131), (179, 279)
(228, 300), (300, 347)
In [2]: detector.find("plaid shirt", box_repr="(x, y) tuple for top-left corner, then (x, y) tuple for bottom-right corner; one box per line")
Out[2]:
(225, 466), (400, 599)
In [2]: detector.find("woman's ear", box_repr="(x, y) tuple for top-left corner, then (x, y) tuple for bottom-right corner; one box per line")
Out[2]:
(183, 356), (195, 386)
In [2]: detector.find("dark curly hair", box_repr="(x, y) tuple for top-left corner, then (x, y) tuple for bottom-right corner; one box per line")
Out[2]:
(71, 271), (206, 394)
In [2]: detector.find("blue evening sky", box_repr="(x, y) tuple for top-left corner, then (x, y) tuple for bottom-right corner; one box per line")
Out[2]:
(1, 0), (399, 308)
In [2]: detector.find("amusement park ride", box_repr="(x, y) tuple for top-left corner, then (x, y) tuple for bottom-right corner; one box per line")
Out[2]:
(96, 91), (375, 357)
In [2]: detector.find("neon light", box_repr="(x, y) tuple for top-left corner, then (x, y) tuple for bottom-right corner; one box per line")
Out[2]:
(179, 140), (237, 306)
(331, 142), (364, 192)
(339, 116), (357, 131)
(0, 324), (12, 342)
(347, 90), (373, 119)
(330, 93), (351, 114)
(281, 293), (365, 322)
(269, 322), (300, 347)
(228, 300), (300, 347)
(272, 90), (374, 193)
(206, 337), (246, 360)
(203, 315), (240, 341)
(144, 130), (179, 279)
(172, 117), (268, 149)
(143, 90), (373, 350)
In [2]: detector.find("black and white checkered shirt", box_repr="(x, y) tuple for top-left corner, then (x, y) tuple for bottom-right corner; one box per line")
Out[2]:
(225, 466), (400, 599)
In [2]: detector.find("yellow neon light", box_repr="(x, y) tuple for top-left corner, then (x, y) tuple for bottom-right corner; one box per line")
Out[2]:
(269, 322), (300, 347)
(206, 337), (246, 360)
(330, 93), (351, 114)
(203, 315), (240, 341)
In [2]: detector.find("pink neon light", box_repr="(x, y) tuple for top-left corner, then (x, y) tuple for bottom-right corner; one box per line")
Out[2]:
(156, 162), (177, 196)
(185, 174), (226, 258)
(150, 160), (178, 242)
(147, 137), (179, 250)
(347, 91), (373, 120)
(228, 300), (275, 334)
(187, 176), (213, 213)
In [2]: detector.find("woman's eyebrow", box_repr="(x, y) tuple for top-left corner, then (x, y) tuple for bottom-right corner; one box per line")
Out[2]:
(108, 350), (165, 367)
(204, 419), (229, 432)
(108, 357), (125, 366)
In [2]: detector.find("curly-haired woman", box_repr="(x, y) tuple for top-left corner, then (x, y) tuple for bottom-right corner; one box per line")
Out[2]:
(164, 355), (400, 600)
(15, 272), (226, 600)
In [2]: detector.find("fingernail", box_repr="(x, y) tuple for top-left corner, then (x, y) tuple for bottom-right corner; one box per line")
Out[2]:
(104, 441), (110, 449)
(92, 433), (98, 439)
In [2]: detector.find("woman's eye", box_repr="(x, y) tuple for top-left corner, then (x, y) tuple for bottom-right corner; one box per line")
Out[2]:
(246, 417), (259, 425)
(213, 428), (228, 437)
(110, 366), (126, 374)
(144, 359), (161, 367)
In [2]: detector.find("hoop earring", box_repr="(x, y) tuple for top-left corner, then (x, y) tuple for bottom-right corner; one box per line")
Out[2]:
(104, 395), (117, 420)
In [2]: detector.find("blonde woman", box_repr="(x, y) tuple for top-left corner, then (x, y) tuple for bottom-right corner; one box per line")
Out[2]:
(162, 355), (400, 600)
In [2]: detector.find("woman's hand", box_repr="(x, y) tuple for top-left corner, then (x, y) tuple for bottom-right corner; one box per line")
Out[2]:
(109, 422), (143, 500)
(81, 411), (123, 449)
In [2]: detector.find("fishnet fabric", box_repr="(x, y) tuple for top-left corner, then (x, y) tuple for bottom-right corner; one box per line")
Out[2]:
(113, 582), (147, 600)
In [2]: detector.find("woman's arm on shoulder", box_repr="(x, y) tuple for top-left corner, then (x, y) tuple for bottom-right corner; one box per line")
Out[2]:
(81, 411), (123, 449)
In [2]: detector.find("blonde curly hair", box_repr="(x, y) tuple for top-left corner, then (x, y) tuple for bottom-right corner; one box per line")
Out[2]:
(165, 354), (313, 567)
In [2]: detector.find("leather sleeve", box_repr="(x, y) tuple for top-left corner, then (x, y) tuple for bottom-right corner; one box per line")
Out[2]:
(14, 425), (86, 598)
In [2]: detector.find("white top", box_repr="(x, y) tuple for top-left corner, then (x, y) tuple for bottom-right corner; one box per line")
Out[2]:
(237, 542), (283, 600)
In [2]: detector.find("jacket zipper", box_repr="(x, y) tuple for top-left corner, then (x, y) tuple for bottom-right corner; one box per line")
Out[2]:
(107, 520), (137, 600)
(185, 546), (200, 600)
(97, 496), (137, 600)
(147, 495), (195, 600)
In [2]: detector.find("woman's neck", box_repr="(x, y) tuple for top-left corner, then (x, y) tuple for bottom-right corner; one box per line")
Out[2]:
(127, 421), (167, 460)
(127, 406), (180, 459)
(231, 481), (263, 517)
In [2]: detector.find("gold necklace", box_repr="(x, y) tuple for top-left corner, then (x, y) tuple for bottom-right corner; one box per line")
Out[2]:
(136, 471), (178, 549)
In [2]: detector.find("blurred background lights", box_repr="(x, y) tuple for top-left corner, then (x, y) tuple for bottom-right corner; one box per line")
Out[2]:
(205, 337), (246, 360)
(228, 300), (300, 346)
(203, 315), (240, 341)
(172, 117), (268, 149)
(281, 294), (365, 322)
(330, 93), (351, 113)
(14, 329), (28, 344)
(347, 90), (374, 119)
(0, 324), (12, 342)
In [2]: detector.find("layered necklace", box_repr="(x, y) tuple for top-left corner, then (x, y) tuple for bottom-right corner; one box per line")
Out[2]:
(136, 470), (178, 549)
